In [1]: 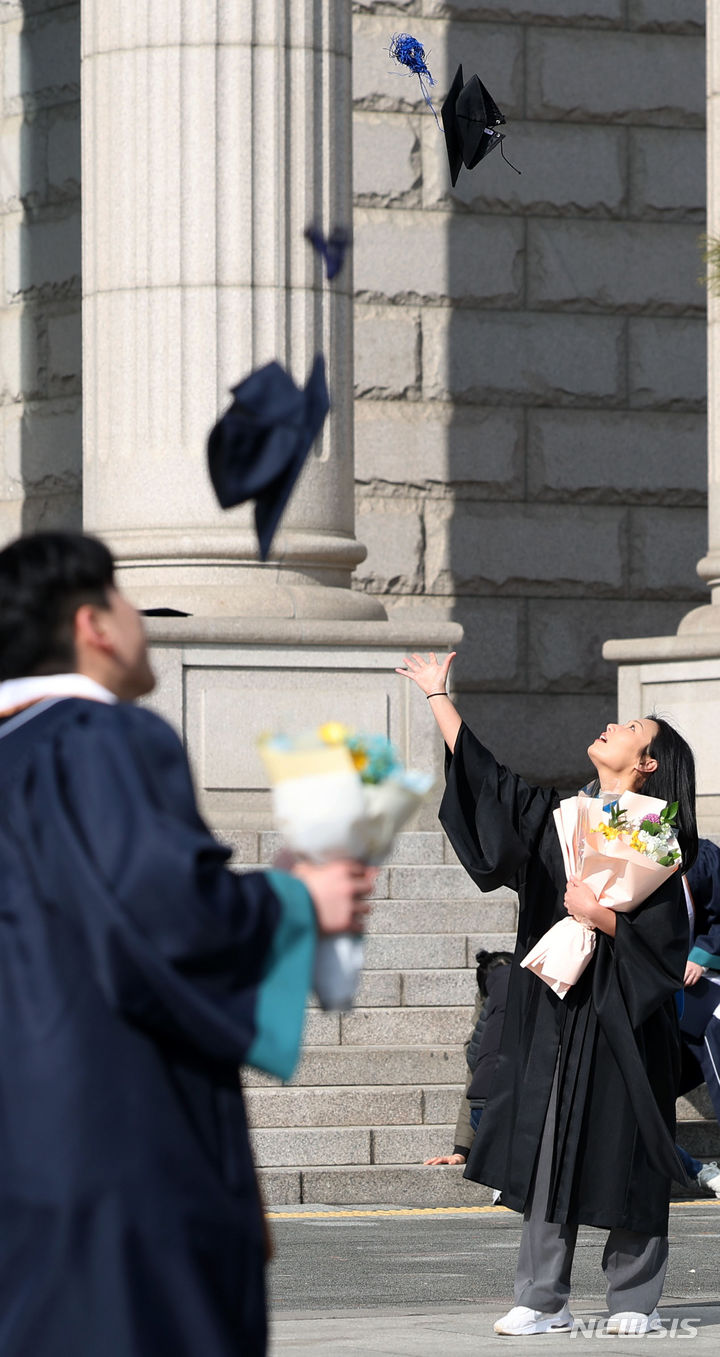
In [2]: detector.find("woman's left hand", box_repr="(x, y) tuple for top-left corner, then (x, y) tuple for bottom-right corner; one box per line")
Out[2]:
(564, 876), (600, 928)
(563, 876), (617, 937)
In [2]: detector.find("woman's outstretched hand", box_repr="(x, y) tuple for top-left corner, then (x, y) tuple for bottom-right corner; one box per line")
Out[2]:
(395, 652), (456, 696)
(395, 652), (462, 753)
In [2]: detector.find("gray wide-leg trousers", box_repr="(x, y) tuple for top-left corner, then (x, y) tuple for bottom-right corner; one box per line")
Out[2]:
(513, 1063), (668, 1315)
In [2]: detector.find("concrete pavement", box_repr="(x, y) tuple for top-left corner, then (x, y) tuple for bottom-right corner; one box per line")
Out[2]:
(267, 1201), (720, 1355)
(269, 1301), (720, 1355)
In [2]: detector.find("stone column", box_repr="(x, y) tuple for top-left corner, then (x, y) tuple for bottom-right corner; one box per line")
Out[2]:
(603, 2), (720, 830)
(80, 2), (382, 620)
(680, 0), (720, 634)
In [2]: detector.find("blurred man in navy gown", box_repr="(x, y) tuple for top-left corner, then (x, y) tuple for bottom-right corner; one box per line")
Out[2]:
(0, 531), (374, 1357)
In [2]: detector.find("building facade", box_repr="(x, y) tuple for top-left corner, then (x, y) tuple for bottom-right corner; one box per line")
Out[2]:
(0, 0), (709, 789)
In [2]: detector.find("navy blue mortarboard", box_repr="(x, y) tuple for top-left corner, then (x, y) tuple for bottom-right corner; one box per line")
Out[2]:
(441, 64), (519, 185)
(304, 224), (351, 281)
(207, 355), (330, 561)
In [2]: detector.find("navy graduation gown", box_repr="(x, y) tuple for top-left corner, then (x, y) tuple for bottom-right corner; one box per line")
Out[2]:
(0, 697), (315, 1357)
(679, 838), (720, 1123)
(440, 723), (688, 1237)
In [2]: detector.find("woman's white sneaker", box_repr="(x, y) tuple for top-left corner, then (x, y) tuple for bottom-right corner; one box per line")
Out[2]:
(494, 1304), (574, 1335)
(606, 1309), (662, 1335)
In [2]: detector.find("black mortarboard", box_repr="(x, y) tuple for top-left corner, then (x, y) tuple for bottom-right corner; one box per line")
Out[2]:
(441, 64), (517, 186)
(207, 355), (330, 561)
(140, 608), (192, 617)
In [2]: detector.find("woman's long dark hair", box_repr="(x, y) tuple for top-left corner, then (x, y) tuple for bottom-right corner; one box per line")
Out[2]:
(585, 716), (698, 870)
(640, 716), (698, 872)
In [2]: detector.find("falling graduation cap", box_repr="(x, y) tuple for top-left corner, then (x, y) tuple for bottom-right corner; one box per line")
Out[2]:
(441, 64), (520, 185)
(207, 355), (330, 561)
(304, 224), (352, 282)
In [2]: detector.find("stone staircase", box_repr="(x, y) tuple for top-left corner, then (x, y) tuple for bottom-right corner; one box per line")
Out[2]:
(233, 830), (720, 1206)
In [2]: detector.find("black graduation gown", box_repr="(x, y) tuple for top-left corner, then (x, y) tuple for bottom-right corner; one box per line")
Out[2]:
(440, 723), (688, 1238)
(0, 697), (314, 1357)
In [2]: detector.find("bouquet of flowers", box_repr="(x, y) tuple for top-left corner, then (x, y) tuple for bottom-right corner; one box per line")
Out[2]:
(259, 723), (432, 1009)
(520, 790), (682, 998)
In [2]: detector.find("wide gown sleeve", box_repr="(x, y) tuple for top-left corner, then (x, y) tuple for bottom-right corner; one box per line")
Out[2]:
(18, 703), (316, 1077)
(439, 721), (555, 891)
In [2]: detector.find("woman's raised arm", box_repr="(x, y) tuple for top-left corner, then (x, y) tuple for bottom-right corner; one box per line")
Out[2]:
(395, 652), (461, 753)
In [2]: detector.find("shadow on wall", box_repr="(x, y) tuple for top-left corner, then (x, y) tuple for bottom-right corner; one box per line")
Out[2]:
(440, 15), (707, 792)
(16, 0), (82, 535)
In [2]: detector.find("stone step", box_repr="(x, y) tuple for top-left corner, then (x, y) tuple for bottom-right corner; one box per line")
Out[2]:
(385, 865), (487, 901)
(307, 968), (480, 1009)
(257, 1125), (720, 1207)
(250, 1122), (456, 1168)
(466, 934), (518, 962)
(252, 829), (449, 867)
(258, 1164), (495, 1207)
(302, 1005), (471, 1048)
(677, 1120), (720, 1158)
(363, 933), (466, 970)
(366, 898), (516, 933)
(363, 933), (516, 969)
(243, 1045), (468, 1088)
(246, 1082), (465, 1129)
(247, 1081), (717, 1134)
(307, 970), (403, 1009)
(677, 1087), (716, 1122)
(400, 968), (479, 1007)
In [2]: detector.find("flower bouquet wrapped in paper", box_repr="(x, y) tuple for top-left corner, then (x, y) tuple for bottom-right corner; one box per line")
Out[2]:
(259, 724), (432, 1009)
(520, 790), (682, 998)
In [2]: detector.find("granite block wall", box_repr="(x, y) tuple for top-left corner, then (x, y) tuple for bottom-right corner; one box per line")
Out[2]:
(352, 0), (708, 787)
(0, 1), (710, 796)
(0, 0), (81, 539)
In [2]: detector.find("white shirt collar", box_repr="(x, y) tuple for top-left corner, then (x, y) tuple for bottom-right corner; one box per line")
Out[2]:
(0, 674), (118, 717)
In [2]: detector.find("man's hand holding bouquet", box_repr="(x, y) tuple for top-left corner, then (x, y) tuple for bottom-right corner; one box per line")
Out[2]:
(260, 724), (432, 1009)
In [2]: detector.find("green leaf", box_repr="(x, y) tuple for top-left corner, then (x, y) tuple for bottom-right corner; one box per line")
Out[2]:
(661, 801), (678, 823)
(640, 819), (661, 835)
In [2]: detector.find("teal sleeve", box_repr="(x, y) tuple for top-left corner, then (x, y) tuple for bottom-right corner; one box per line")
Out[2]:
(688, 945), (720, 971)
(246, 870), (317, 1081)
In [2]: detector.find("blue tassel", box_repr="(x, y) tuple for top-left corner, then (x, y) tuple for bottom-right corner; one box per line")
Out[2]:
(388, 32), (440, 127)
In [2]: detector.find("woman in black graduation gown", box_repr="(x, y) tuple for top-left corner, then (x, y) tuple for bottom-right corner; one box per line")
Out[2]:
(396, 652), (697, 1338)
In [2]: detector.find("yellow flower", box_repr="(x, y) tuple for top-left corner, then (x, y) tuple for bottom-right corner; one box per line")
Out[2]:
(593, 822), (622, 841)
(318, 722), (350, 746)
(350, 748), (369, 774)
(630, 830), (647, 854)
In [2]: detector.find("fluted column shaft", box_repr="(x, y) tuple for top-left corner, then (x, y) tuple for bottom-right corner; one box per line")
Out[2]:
(80, 2), (381, 619)
(685, 1), (720, 623)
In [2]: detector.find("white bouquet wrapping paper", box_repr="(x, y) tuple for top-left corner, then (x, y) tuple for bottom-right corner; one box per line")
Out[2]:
(520, 790), (681, 999)
(260, 735), (432, 1010)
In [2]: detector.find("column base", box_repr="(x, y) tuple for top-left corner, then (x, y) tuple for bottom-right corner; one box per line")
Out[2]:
(603, 631), (720, 834)
(121, 572), (389, 622)
(109, 527), (387, 622)
(142, 614), (463, 834)
(677, 603), (720, 635)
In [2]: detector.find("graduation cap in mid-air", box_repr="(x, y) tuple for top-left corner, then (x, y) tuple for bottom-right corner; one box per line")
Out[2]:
(207, 355), (330, 561)
(304, 224), (352, 281)
(441, 64), (520, 185)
